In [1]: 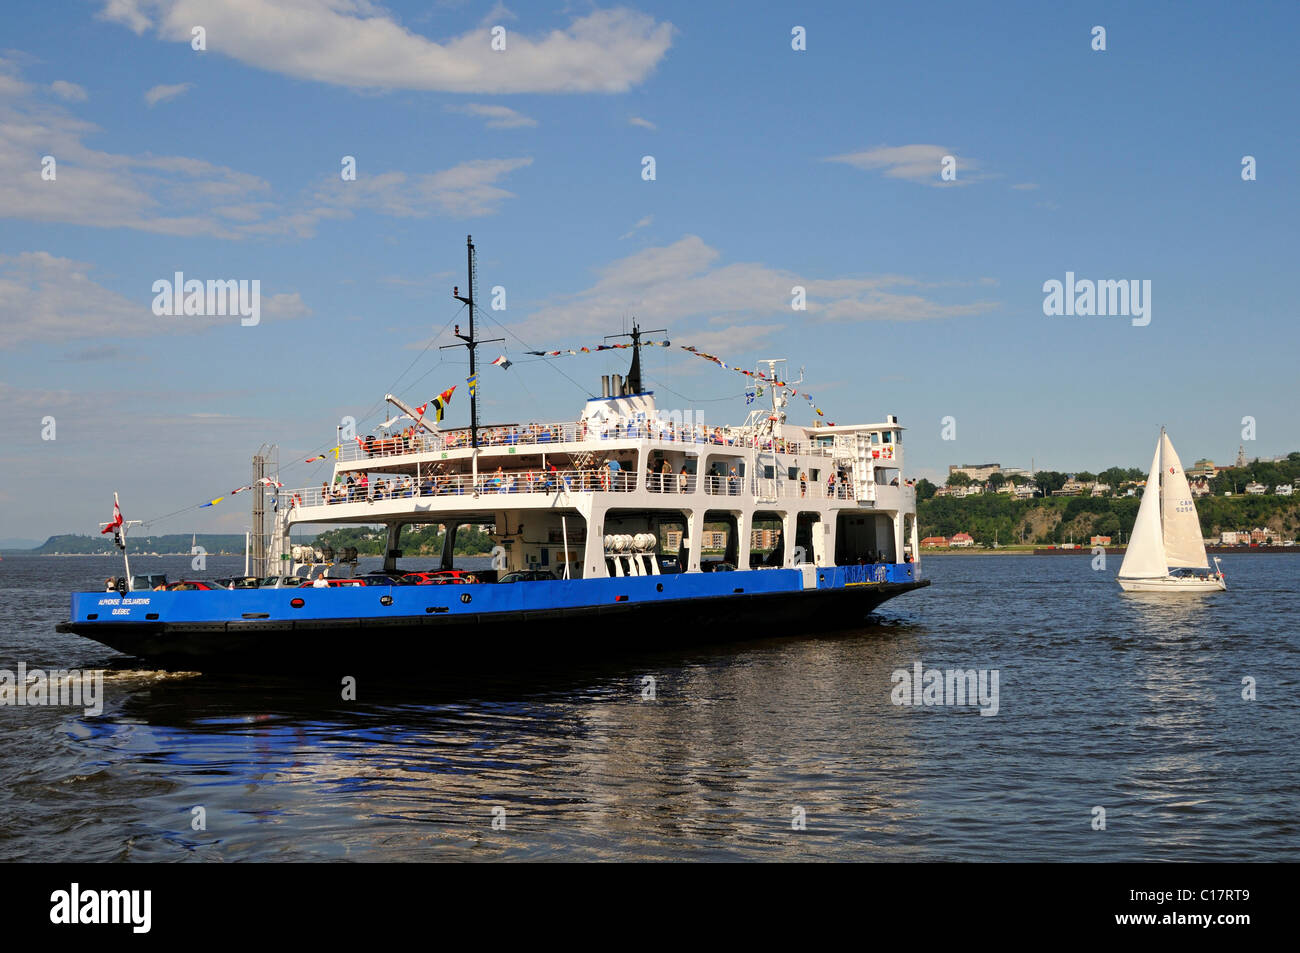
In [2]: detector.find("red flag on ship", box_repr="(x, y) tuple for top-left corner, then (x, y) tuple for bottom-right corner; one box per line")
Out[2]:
(100, 497), (123, 534)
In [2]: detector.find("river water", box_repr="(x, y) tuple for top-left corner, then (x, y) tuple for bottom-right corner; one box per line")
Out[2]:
(0, 552), (1295, 861)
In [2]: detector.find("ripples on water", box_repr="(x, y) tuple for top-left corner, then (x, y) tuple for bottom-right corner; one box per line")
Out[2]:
(0, 553), (1295, 861)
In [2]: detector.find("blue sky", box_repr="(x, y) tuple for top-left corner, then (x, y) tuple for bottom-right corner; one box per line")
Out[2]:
(2, 0), (1297, 540)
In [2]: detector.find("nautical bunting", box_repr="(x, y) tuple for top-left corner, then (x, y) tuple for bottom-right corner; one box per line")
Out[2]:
(518, 336), (832, 418)
(432, 384), (455, 422)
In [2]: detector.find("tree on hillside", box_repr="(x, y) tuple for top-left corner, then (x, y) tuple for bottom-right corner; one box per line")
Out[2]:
(1075, 471), (1097, 483)
(1034, 471), (1068, 495)
(915, 477), (937, 501)
(1097, 466), (1128, 488)
(946, 471), (972, 488)
(987, 472), (1007, 490)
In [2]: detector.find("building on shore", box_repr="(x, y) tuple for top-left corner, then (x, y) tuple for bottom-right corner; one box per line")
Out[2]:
(950, 532), (975, 548)
(948, 463), (1001, 482)
(920, 535), (950, 548)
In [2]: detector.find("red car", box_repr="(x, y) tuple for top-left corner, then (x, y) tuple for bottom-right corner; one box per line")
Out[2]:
(163, 580), (216, 591)
(400, 570), (480, 585)
(298, 578), (368, 588)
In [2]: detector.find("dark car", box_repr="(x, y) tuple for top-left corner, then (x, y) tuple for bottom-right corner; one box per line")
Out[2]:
(215, 576), (260, 589)
(702, 561), (736, 572)
(656, 554), (683, 574)
(497, 570), (555, 583)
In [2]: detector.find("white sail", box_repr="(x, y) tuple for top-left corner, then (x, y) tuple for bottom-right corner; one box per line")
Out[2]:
(1159, 431), (1209, 569)
(1118, 438), (1166, 579)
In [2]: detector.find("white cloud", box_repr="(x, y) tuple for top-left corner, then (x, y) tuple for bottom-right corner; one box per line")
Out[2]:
(0, 57), (31, 97)
(50, 80), (88, 102)
(0, 251), (310, 350)
(101, 1), (673, 94)
(628, 115), (656, 130)
(0, 252), (149, 349)
(262, 292), (312, 319)
(0, 64), (531, 238)
(303, 158), (533, 224)
(446, 102), (538, 128)
(824, 144), (981, 187)
(619, 214), (653, 239)
(518, 235), (1000, 339)
(144, 82), (192, 106)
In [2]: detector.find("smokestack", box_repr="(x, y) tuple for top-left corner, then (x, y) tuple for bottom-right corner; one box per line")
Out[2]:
(601, 375), (610, 398)
(612, 374), (623, 396)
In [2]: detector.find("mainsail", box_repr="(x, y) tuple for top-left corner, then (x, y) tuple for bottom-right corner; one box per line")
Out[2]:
(1118, 438), (1167, 579)
(1159, 431), (1209, 569)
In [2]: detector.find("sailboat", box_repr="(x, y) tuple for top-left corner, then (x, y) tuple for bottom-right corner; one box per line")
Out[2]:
(1117, 428), (1226, 592)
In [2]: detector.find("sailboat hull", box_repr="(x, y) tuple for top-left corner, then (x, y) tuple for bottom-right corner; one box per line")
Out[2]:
(1118, 575), (1226, 593)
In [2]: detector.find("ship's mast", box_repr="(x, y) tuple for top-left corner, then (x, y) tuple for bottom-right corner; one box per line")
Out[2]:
(447, 235), (502, 449)
(604, 320), (666, 395)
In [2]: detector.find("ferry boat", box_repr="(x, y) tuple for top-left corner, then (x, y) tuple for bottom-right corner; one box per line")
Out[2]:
(57, 238), (929, 668)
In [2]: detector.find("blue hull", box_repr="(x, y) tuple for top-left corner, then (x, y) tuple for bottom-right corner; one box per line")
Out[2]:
(57, 565), (927, 670)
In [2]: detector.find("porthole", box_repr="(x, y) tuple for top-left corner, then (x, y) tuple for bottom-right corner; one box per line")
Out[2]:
(460, 593), (472, 604)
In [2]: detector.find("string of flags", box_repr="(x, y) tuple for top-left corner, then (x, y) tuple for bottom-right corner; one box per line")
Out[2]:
(199, 477), (283, 508)
(524, 340), (671, 358)
(518, 337), (829, 417)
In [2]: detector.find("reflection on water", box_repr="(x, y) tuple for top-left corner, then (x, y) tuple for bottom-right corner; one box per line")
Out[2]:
(1, 553), (1296, 861)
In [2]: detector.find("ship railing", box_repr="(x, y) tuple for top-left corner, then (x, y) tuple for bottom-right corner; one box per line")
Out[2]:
(644, 473), (697, 494)
(288, 468), (642, 509)
(744, 477), (860, 501)
(337, 421), (828, 464)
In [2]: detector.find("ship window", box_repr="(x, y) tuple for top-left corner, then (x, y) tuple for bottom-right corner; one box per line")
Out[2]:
(871, 432), (880, 444)
(882, 431), (892, 443)
(762, 465), (774, 479)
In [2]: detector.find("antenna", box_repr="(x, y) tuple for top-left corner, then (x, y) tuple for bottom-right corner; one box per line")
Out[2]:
(445, 235), (503, 449)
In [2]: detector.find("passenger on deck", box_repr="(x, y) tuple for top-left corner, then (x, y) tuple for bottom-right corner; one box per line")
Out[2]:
(678, 466), (689, 493)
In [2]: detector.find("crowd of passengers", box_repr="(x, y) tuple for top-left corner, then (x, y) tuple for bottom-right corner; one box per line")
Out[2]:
(315, 460), (911, 505)
(355, 421), (804, 457)
(320, 462), (638, 503)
